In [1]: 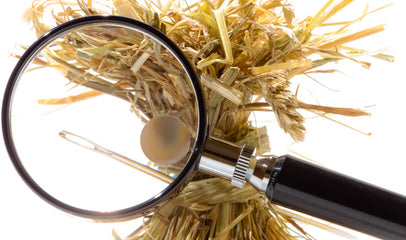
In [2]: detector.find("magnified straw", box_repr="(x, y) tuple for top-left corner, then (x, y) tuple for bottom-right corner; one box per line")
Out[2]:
(59, 130), (173, 184)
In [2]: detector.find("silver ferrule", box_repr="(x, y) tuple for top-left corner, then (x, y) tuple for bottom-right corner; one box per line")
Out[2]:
(246, 155), (276, 192)
(198, 137), (255, 188)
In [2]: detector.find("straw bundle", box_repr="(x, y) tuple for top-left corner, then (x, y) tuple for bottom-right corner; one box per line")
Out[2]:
(20, 0), (391, 239)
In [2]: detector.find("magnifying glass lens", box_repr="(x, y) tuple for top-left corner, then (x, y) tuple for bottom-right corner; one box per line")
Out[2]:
(7, 19), (200, 214)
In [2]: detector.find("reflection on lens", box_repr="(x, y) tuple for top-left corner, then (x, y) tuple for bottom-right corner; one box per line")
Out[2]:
(8, 21), (199, 213)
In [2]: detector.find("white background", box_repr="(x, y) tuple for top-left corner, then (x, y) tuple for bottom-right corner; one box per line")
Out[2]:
(0, 0), (405, 239)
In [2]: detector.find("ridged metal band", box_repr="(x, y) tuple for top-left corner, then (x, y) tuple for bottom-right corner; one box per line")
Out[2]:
(231, 144), (255, 188)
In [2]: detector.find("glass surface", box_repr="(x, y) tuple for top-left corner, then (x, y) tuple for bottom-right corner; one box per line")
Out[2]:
(7, 22), (199, 212)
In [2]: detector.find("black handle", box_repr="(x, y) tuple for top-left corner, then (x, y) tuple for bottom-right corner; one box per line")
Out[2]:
(266, 155), (406, 240)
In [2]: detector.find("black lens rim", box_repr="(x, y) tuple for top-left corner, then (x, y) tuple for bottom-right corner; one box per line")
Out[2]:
(2, 15), (208, 221)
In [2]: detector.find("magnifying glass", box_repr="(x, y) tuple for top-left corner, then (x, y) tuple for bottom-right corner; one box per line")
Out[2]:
(3, 15), (406, 239)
